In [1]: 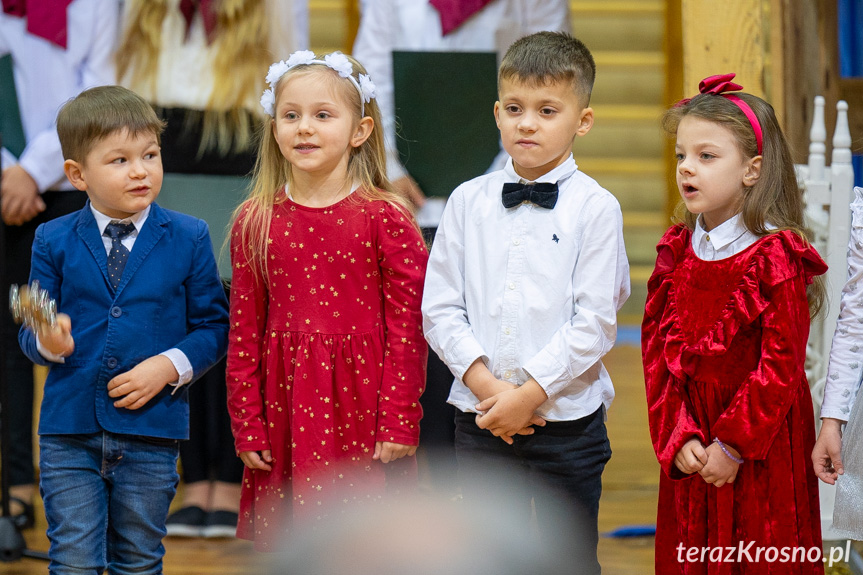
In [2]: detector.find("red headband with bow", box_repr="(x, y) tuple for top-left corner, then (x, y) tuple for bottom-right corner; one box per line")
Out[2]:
(677, 73), (763, 155)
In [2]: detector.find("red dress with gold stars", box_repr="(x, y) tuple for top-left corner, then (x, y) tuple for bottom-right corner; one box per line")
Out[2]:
(643, 225), (826, 575)
(226, 191), (428, 550)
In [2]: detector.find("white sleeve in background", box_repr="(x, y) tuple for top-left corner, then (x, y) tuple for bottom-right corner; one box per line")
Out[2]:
(269, 0), (309, 56)
(351, 0), (407, 181)
(12, 0), (120, 192)
(822, 187), (863, 421)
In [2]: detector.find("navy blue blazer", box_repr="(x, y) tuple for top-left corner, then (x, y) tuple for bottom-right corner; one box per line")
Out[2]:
(19, 201), (229, 439)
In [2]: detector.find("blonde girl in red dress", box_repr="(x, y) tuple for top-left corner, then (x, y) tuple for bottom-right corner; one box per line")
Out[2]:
(226, 50), (428, 550)
(642, 74), (827, 574)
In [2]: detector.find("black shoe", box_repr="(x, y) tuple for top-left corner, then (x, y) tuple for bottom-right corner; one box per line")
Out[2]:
(202, 510), (238, 539)
(165, 506), (206, 537)
(8, 497), (34, 530)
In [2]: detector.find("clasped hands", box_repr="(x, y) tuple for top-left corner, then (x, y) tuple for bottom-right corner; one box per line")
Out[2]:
(38, 314), (179, 410)
(464, 360), (548, 445)
(674, 438), (740, 487)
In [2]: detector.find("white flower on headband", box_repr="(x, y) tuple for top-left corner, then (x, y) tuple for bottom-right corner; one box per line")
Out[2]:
(260, 50), (377, 117)
(260, 88), (275, 116)
(324, 52), (353, 78)
(265, 61), (290, 87)
(286, 50), (316, 70)
(358, 73), (376, 104)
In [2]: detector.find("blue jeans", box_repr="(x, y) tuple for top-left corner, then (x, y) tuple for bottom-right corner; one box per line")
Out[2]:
(39, 432), (180, 575)
(454, 407), (611, 575)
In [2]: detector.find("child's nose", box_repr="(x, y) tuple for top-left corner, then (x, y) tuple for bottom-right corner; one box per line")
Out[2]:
(517, 112), (538, 132)
(129, 159), (147, 178)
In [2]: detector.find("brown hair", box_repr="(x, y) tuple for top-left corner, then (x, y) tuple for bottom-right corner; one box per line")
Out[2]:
(229, 53), (416, 279)
(662, 92), (826, 317)
(498, 31), (596, 106)
(115, 0), (270, 156)
(56, 85), (165, 163)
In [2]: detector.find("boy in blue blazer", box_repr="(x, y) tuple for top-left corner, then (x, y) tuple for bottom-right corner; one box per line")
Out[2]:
(18, 85), (229, 575)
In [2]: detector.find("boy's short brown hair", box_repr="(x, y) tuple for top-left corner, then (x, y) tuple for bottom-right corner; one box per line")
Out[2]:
(498, 32), (596, 106)
(57, 85), (165, 163)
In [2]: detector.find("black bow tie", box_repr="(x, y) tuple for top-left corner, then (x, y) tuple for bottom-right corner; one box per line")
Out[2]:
(501, 182), (559, 209)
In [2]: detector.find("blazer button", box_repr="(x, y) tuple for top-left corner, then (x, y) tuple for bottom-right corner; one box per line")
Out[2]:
(107, 358), (117, 369)
(111, 306), (122, 318)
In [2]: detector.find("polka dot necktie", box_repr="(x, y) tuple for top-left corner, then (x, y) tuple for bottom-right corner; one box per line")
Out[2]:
(104, 221), (136, 290)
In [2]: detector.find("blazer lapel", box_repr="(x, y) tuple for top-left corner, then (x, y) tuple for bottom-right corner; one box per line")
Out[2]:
(75, 202), (112, 288)
(114, 203), (169, 294)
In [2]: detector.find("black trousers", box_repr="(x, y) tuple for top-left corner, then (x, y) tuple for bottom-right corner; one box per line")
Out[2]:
(179, 285), (243, 485)
(454, 407), (611, 575)
(1, 190), (88, 486)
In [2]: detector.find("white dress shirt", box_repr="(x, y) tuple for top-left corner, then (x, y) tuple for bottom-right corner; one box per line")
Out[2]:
(822, 187), (863, 421)
(37, 205), (193, 390)
(422, 155), (630, 421)
(691, 213), (761, 260)
(351, 0), (570, 184)
(119, 0), (307, 112)
(0, 0), (119, 191)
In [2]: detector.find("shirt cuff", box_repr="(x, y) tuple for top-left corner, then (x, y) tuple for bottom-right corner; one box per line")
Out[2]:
(820, 406), (850, 422)
(36, 334), (66, 363)
(160, 348), (193, 395)
(445, 336), (488, 381)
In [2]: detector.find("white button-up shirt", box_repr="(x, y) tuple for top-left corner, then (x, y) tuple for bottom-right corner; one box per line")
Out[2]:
(691, 213), (761, 260)
(0, 0), (119, 191)
(822, 187), (863, 421)
(422, 155), (630, 421)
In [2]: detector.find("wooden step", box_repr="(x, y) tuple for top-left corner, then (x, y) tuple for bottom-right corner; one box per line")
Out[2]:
(576, 121), (665, 159)
(576, 157), (664, 175)
(572, 11), (663, 53)
(592, 64), (665, 106)
(595, 173), (670, 212)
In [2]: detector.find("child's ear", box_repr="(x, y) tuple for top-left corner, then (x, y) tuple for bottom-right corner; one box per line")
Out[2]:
(351, 116), (374, 148)
(494, 101), (502, 130)
(743, 155), (762, 187)
(63, 159), (88, 192)
(575, 107), (594, 137)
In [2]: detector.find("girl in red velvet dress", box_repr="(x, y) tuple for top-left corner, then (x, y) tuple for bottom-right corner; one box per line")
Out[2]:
(226, 51), (427, 550)
(642, 74), (827, 575)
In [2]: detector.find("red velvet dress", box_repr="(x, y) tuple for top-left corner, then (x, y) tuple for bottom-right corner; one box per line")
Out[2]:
(226, 192), (428, 550)
(642, 225), (826, 575)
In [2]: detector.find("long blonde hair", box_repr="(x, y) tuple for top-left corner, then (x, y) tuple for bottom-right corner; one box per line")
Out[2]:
(115, 0), (271, 156)
(230, 53), (415, 279)
(662, 93), (826, 317)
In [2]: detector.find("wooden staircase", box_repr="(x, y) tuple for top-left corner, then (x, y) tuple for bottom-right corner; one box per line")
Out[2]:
(307, 0), (670, 325)
(570, 0), (668, 324)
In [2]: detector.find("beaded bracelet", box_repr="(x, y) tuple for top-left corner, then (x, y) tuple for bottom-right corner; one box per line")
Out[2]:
(713, 437), (744, 464)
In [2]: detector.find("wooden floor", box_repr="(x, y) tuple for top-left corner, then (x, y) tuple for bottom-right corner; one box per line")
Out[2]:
(4, 342), (660, 574)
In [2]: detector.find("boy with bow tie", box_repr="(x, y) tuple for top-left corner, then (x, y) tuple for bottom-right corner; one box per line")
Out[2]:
(421, 31), (629, 574)
(18, 85), (228, 575)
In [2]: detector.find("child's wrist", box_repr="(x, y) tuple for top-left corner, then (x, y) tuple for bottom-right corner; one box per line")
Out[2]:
(519, 379), (548, 408)
(712, 437), (743, 464)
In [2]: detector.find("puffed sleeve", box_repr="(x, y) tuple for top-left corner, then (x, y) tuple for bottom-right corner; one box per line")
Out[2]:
(372, 201), (428, 445)
(226, 203), (271, 454)
(642, 226), (705, 478)
(710, 275), (811, 460)
(710, 237), (827, 460)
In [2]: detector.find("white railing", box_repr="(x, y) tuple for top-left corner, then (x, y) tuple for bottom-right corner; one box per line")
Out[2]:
(797, 96), (856, 542)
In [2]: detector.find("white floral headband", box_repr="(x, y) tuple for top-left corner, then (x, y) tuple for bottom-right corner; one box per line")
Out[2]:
(260, 50), (377, 118)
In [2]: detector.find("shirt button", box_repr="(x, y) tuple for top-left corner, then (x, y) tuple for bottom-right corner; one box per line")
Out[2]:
(504, 371), (512, 379)
(508, 282), (515, 290)
(107, 357), (118, 369)
(110, 306), (122, 318)
(504, 328), (511, 335)
(706, 234), (711, 242)
(513, 238), (520, 246)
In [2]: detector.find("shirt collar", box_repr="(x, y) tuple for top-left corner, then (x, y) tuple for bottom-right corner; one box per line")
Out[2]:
(503, 153), (577, 185)
(91, 204), (150, 235)
(693, 213), (749, 251)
